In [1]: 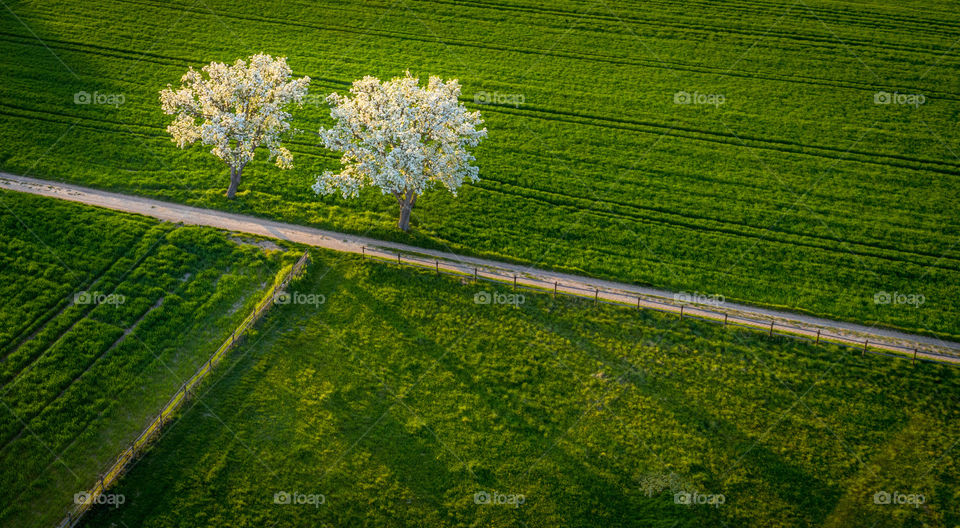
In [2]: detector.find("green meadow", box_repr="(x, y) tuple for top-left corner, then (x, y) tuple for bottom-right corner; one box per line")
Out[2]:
(0, 0), (957, 337)
(80, 253), (960, 528)
(0, 191), (295, 528)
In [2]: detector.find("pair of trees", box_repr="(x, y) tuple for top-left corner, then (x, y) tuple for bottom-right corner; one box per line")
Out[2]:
(159, 54), (487, 231)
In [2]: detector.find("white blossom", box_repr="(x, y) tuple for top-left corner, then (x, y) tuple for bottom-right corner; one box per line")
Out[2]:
(314, 72), (486, 230)
(160, 53), (310, 198)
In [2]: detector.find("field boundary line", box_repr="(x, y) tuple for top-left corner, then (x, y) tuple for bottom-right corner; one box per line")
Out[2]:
(54, 251), (310, 528)
(359, 247), (960, 366)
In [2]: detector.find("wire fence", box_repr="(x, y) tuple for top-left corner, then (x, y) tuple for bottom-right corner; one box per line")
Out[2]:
(51, 245), (958, 526)
(359, 246), (959, 366)
(57, 251), (310, 528)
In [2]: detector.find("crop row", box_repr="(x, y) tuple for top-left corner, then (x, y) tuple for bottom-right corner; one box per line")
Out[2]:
(0, 192), (294, 528)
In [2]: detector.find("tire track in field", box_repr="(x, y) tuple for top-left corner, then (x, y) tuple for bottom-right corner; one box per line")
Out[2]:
(0, 226), (171, 390)
(488, 143), (957, 235)
(2, 99), (955, 271)
(0, 253), (126, 359)
(3, 25), (953, 108)
(6, 89), (958, 201)
(0, 103), (327, 158)
(0, 101), (957, 270)
(640, 0), (960, 33)
(474, 181), (960, 274)
(325, 0), (960, 36)
(82, 0), (960, 99)
(429, 0), (958, 55)
(474, 177), (960, 268)
(7, 0), (959, 107)
(0, 210), (157, 355)
(2, 8), (958, 105)
(483, 104), (960, 176)
(0, 298), (165, 452)
(4, 79), (960, 181)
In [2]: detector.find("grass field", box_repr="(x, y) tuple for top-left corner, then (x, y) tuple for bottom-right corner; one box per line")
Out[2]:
(0, 0), (957, 338)
(78, 253), (960, 528)
(0, 190), (297, 528)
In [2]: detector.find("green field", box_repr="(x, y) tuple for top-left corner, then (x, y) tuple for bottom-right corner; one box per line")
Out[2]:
(0, 0), (957, 338)
(0, 190), (296, 528)
(78, 251), (960, 528)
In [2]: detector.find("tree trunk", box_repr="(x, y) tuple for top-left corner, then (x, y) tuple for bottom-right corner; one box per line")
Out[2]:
(226, 166), (243, 200)
(398, 201), (413, 231)
(396, 192), (418, 232)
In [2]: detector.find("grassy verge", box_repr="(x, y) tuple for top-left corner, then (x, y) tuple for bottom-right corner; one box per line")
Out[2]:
(81, 250), (960, 527)
(0, 191), (298, 528)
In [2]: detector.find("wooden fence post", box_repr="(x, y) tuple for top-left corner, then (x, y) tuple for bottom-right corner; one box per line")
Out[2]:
(594, 289), (599, 306)
(816, 329), (820, 344)
(862, 340), (868, 357)
(913, 348), (918, 365)
(637, 297), (641, 310)
(435, 260), (439, 275)
(397, 253), (401, 266)
(769, 321), (774, 336)
(58, 251), (310, 528)
(679, 305), (684, 319)
(723, 313), (728, 327)
(474, 268), (478, 284)
(513, 275), (517, 291)
(361, 247), (365, 260)
(554, 282), (558, 298)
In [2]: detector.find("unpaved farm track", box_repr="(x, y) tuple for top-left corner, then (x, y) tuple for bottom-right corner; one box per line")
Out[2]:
(2, 172), (958, 364)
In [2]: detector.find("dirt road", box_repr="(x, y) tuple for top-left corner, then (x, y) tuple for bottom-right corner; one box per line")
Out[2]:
(2, 172), (957, 364)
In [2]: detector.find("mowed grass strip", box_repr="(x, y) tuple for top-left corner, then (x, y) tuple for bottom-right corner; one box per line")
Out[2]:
(0, 0), (957, 337)
(0, 191), (298, 528)
(81, 253), (960, 528)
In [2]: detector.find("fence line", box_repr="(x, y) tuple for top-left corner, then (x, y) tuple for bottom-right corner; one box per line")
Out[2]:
(56, 251), (310, 528)
(359, 247), (958, 366)
(49, 245), (957, 526)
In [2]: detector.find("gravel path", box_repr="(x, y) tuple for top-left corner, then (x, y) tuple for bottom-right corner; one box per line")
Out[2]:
(3, 172), (957, 364)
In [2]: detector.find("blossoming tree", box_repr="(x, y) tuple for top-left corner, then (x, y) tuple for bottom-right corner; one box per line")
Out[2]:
(314, 72), (487, 231)
(160, 53), (310, 199)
